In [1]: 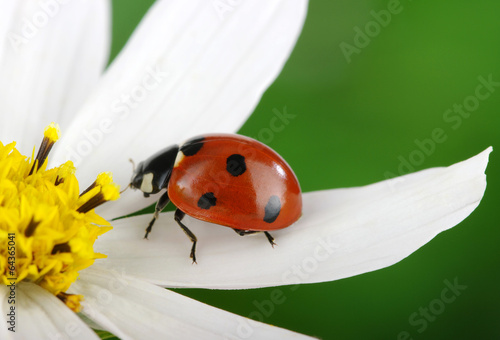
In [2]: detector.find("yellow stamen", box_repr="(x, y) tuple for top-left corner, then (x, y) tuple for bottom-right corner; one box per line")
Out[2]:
(0, 123), (119, 312)
(29, 122), (61, 175)
(102, 182), (120, 201)
(79, 172), (114, 197)
(96, 172), (113, 186)
(57, 292), (84, 313)
(77, 173), (120, 213)
(44, 122), (61, 143)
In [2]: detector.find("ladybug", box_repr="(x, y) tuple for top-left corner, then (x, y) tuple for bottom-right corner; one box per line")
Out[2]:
(129, 133), (302, 263)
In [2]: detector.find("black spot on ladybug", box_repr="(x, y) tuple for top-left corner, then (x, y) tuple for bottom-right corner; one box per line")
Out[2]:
(181, 137), (205, 156)
(226, 154), (246, 176)
(198, 192), (217, 210)
(264, 195), (281, 223)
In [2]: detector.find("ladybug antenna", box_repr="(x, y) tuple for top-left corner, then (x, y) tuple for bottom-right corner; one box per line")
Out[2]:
(120, 183), (131, 194)
(120, 158), (136, 194)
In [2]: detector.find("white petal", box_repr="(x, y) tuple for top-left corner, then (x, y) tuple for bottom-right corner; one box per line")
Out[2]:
(95, 148), (491, 288)
(53, 0), (308, 218)
(0, 0), (110, 154)
(70, 266), (314, 340)
(0, 283), (99, 340)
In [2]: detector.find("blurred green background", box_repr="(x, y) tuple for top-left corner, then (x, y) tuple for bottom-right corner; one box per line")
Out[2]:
(108, 1), (500, 339)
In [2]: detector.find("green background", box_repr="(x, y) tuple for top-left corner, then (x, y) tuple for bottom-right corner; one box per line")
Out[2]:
(107, 1), (500, 339)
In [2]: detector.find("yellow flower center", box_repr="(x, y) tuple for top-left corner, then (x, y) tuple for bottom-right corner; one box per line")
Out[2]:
(0, 123), (119, 312)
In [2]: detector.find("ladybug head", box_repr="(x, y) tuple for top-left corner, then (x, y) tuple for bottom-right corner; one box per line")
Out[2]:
(129, 144), (180, 198)
(130, 161), (152, 197)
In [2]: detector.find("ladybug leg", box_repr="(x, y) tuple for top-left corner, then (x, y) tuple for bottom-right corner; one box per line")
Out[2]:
(144, 191), (170, 239)
(174, 209), (198, 264)
(232, 229), (276, 248)
(264, 232), (276, 247)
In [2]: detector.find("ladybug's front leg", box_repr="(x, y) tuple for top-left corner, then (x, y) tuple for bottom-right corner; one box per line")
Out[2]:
(174, 209), (198, 264)
(144, 190), (170, 239)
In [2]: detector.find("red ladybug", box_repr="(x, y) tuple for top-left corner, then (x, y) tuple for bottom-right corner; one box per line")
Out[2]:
(129, 134), (302, 263)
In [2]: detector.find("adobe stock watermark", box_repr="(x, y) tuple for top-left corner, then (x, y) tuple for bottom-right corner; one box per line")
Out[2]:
(384, 74), (499, 190)
(65, 65), (170, 167)
(212, 0), (243, 20)
(340, 0), (407, 63)
(248, 106), (296, 145)
(225, 235), (339, 339)
(8, 0), (70, 52)
(397, 277), (467, 340)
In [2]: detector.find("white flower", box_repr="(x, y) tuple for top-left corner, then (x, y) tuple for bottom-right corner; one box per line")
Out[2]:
(0, 1), (491, 340)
